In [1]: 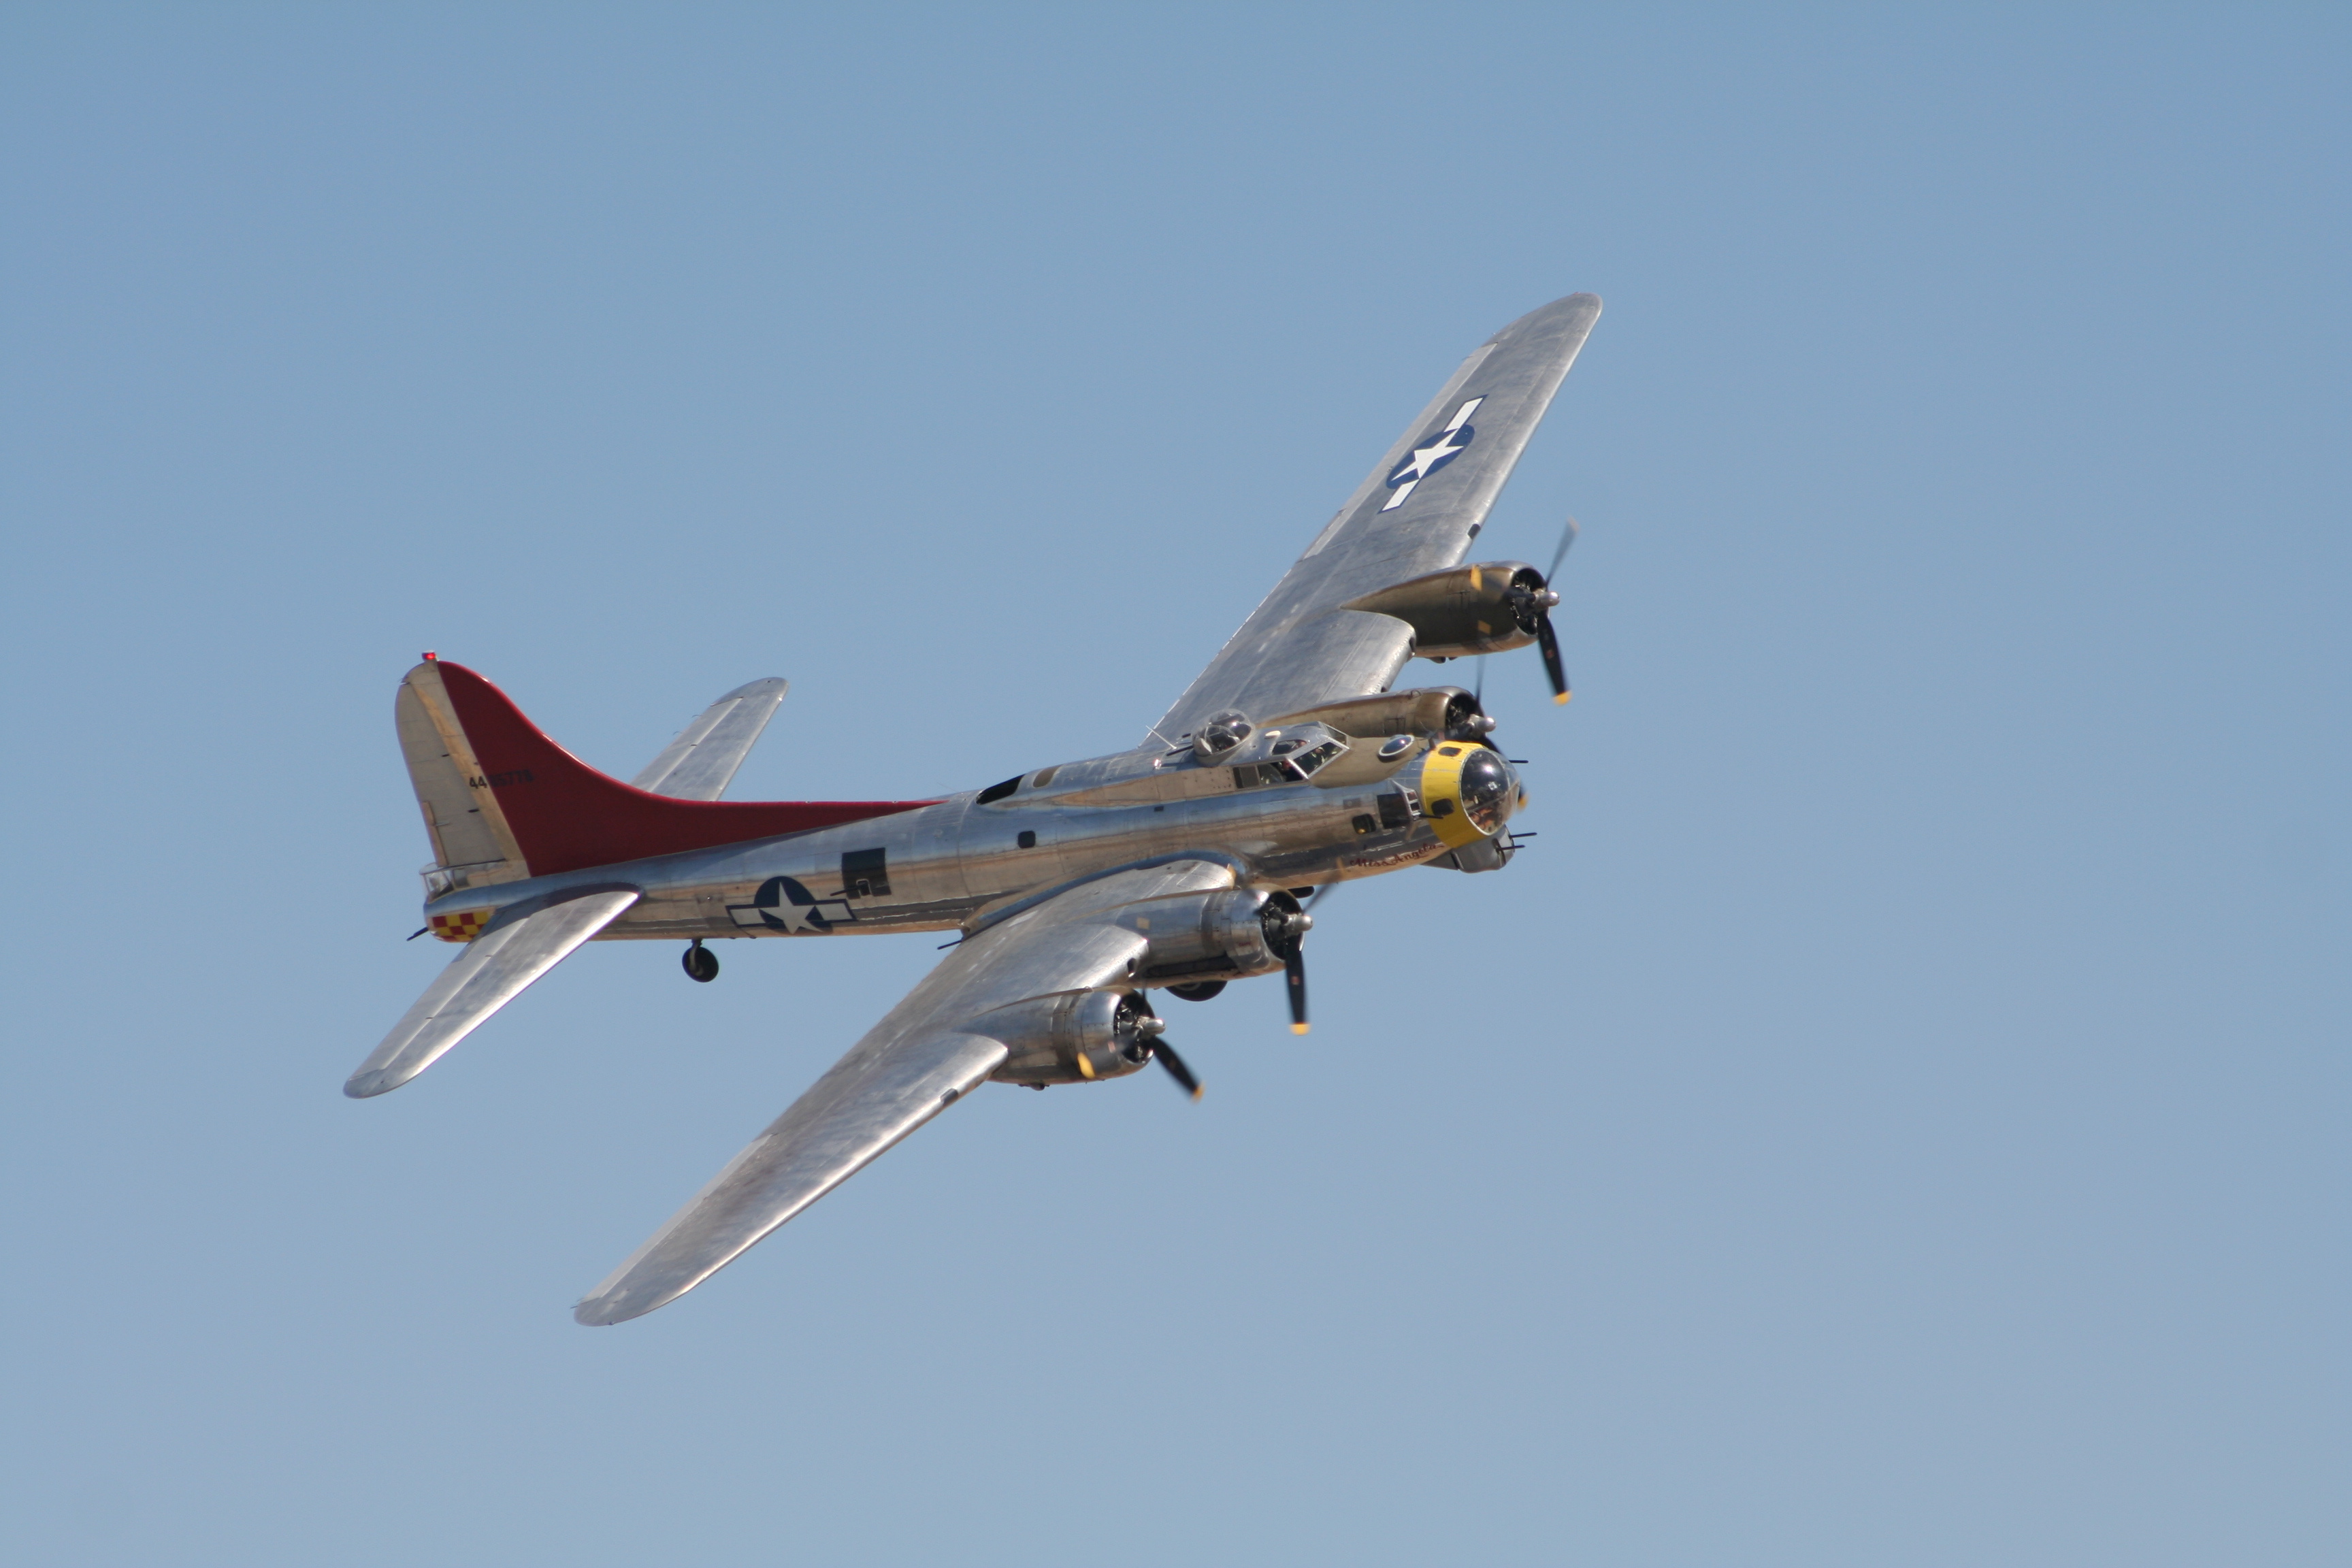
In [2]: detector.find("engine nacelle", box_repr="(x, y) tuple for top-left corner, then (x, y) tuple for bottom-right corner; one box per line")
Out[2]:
(984, 989), (1163, 1087)
(1132, 887), (1309, 989)
(1340, 560), (1554, 662)
(1261, 686), (1493, 745)
(1262, 685), (1488, 743)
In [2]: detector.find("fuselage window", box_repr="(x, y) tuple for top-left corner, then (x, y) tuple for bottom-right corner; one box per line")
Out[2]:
(840, 847), (890, 898)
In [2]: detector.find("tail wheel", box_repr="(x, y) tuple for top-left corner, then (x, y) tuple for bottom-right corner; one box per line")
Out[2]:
(683, 941), (719, 983)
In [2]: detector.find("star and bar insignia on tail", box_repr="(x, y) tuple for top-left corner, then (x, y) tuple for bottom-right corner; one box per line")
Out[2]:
(1381, 395), (1484, 511)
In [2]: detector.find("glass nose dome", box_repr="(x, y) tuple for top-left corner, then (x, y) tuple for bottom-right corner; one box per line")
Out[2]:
(1456, 749), (1518, 834)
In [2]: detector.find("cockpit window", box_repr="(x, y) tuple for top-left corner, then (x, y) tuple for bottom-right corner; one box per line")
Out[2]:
(1231, 736), (1348, 788)
(1282, 740), (1345, 779)
(975, 776), (1022, 804)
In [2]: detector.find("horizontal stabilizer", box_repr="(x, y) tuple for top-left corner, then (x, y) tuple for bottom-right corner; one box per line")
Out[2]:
(630, 678), (789, 801)
(345, 890), (640, 1098)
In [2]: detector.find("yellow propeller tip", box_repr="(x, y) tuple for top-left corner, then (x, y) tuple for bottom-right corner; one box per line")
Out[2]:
(1191, 1087), (1205, 1102)
(1290, 1022), (1311, 1036)
(1554, 691), (1573, 705)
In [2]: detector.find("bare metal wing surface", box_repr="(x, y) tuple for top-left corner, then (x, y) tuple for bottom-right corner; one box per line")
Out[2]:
(574, 859), (1238, 1325)
(344, 890), (640, 1098)
(629, 677), (789, 800)
(1149, 292), (1601, 746)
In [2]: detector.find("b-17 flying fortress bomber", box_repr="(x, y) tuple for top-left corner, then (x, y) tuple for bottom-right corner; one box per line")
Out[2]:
(350, 292), (1603, 1324)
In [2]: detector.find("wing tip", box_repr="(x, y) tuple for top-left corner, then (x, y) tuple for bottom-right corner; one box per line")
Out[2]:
(1491, 291), (1603, 346)
(343, 1069), (399, 1099)
(572, 1286), (666, 1327)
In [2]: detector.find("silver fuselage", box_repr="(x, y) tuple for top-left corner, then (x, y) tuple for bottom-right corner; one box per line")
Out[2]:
(417, 723), (1520, 950)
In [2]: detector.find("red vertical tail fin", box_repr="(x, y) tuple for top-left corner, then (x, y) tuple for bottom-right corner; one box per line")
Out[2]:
(396, 660), (934, 881)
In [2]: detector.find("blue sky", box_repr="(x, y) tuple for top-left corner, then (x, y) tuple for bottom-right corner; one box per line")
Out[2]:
(3, 5), (2347, 1564)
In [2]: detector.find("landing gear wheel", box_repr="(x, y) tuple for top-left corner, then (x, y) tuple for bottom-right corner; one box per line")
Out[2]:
(1167, 980), (1226, 1002)
(683, 941), (719, 983)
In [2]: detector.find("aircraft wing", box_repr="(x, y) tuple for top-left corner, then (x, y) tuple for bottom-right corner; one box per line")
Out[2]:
(630, 676), (789, 800)
(1147, 293), (1600, 746)
(344, 890), (640, 1098)
(574, 858), (1238, 1325)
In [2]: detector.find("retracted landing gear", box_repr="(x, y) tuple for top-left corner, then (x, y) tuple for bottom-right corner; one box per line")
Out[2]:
(683, 940), (719, 983)
(1167, 981), (1226, 1001)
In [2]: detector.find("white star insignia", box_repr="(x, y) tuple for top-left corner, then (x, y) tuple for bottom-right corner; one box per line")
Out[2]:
(1382, 395), (1483, 512)
(770, 898), (830, 933)
(726, 878), (858, 933)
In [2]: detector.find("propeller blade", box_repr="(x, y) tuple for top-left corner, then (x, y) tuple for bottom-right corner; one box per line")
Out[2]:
(1535, 608), (1571, 705)
(1154, 1039), (1203, 1100)
(1257, 889), (1313, 1034)
(1546, 515), (1580, 584)
(1473, 652), (1488, 706)
(1526, 515), (1578, 706)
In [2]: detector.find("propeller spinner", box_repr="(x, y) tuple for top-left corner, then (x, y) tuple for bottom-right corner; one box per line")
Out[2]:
(1123, 1007), (1203, 1100)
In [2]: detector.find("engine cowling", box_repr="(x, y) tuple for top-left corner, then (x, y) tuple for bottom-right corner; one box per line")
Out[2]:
(1262, 686), (1493, 744)
(1339, 560), (1556, 661)
(1131, 887), (1309, 988)
(984, 989), (1163, 1087)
